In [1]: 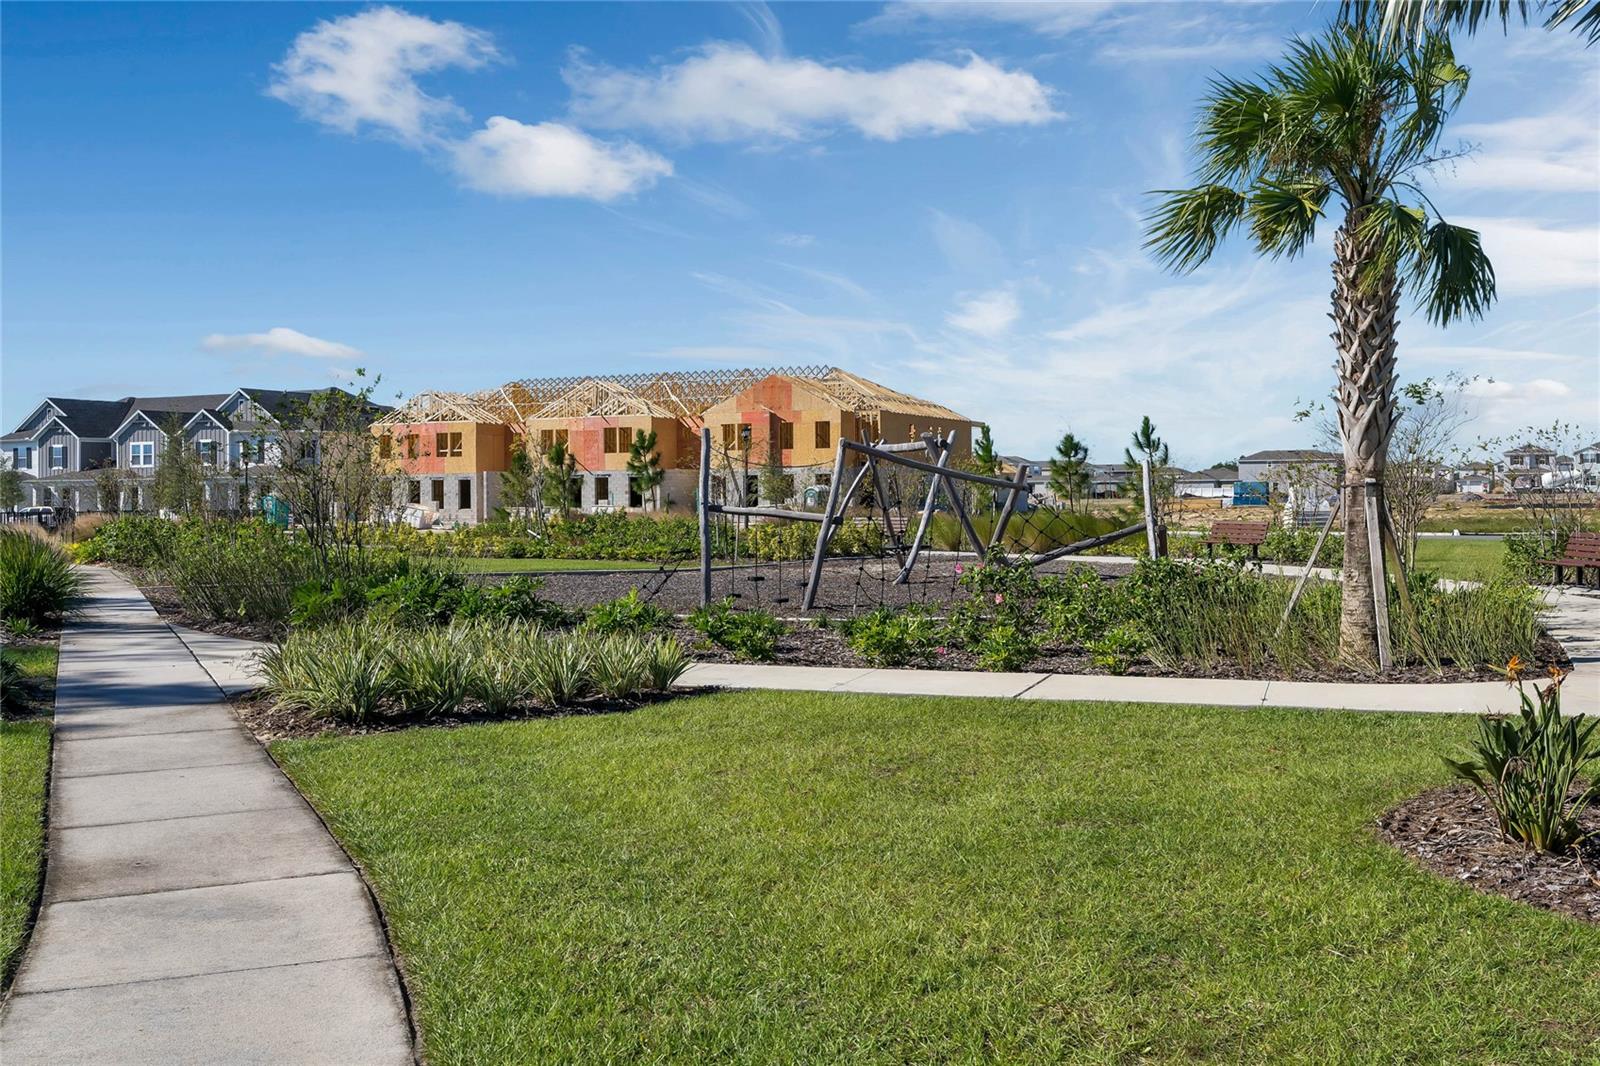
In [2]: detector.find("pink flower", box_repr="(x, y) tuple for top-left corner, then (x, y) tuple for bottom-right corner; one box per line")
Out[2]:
(936, 646), (948, 656)
(954, 563), (964, 575)
(994, 593), (1004, 604)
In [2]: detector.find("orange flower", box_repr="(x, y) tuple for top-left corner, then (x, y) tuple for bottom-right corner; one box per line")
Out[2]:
(1502, 654), (1527, 683)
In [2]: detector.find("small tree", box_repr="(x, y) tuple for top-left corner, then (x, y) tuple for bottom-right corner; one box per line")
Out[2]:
(544, 439), (578, 517)
(500, 439), (546, 532)
(0, 460), (23, 512)
(270, 372), (399, 580)
(93, 466), (126, 514)
(1047, 432), (1091, 512)
(151, 416), (205, 516)
(627, 429), (666, 509)
(972, 425), (999, 477)
(1387, 376), (1475, 566)
(1121, 416), (1176, 523)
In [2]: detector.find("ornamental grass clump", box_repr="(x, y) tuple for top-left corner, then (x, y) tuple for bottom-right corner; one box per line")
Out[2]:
(389, 625), (474, 717)
(459, 621), (542, 714)
(259, 620), (395, 722)
(1444, 671), (1598, 855)
(643, 636), (691, 691)
(0, 529), (82, 626)
(527, 633), (593, 706)
(589, 633), (651, 700)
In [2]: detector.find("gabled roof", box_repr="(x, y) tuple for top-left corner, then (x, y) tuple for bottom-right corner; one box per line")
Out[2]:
(183, 409), (232, 431)
(531, 379), (676, 419)
(38, 398), (128, 439)
(800, 368), (973, 423)
(1178, 466), (1239, 482)
(372, 391), (505, 427)
(1239, 449), (1340, 463)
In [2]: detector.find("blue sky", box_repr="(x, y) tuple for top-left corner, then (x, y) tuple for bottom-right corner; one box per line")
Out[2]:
(3, 1), (1595, 465)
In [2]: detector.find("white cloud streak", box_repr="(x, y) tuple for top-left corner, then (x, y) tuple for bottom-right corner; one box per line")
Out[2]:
(1451, 111), (1600, 193)
(861, 2), (1119, 38)
(947, 289), (1020, 337)
(201, 328), (363, 360)
(565, 43), (1058, 143)
(1456, 217), (1600, 293)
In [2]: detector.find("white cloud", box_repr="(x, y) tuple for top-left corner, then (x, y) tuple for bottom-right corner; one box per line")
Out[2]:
(565, 43), (1058, 143)
(451, 118), (672, 201)
(202, 327), (363, 360)
(1450, 111), (1600, 193)
(268, 6), (498, 145)
(1096, 36), (1284, 63)
(947, 289), (1020, 337)
(1455, 217), (1600, 293)
(776, 233), (816, 248)
(861, 2), (1118, 38)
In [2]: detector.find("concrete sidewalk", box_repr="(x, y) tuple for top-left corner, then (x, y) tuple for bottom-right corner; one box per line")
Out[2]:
(0, 568), (413, 1065)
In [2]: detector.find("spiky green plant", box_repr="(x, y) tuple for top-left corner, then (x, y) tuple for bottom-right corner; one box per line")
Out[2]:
(1444, 676), (1600, 854)
(527, 633), (593, 707)
(0, 529), (82, 626)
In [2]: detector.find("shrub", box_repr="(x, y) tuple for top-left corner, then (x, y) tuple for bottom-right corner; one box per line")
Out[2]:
(78, 514), (178, 567)
(1038, 567), (1116, 645)
(1087, 623), (1145, 675)
(1444, 675), (1599, 855)
(644, 636), (691, 690)
(527, 633), (593, 706)
(289, 578), (365, 628)
(840, 606), (940, 667)
(366, 565), (466, 627)
(586, 589), (672, 635)
(1262, 527), (1344, 567)
(971, 621), (1038, 672)
(390, 626), (474, 716)
(160, 520), (321, 625)
(688, 599), (784, 661)
(1502, 531), (1563, 583)
(1393, 574), (1541, 673)
(259, 620), (395, 722)
(456, 576), (572, 627)
(0, 530), (82, 625)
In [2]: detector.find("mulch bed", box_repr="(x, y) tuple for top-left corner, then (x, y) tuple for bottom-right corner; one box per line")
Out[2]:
(1376, 784), (1600, 924)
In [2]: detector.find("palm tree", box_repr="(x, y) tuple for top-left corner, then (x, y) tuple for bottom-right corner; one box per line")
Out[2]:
(1144, 14), (1495, 664)
(1367, 0), (1600, 43)
(1047, 431), (1091, 512)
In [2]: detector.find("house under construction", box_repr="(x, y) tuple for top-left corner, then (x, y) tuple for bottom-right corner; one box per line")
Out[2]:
(373, 367), (979, 525)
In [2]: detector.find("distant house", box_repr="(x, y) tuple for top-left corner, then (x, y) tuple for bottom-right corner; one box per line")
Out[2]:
(1176, 466), (1237, 499)
(1236, 449), (1340, 502)
(999, 455), (1052, 500)
(1088, 463), (1132, 498)
(1501, 443), (1576, 490)
(1453, 461), (1495, 495)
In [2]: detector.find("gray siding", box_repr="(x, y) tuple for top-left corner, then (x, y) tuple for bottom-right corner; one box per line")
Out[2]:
(120, 426), (164, 470)
(40, 427), (77, 474)
(188, 424), (228, 467)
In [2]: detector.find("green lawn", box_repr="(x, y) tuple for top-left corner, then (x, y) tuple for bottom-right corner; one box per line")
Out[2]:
(1411, 537), (1505, 582)
(425, 556), (664, 573)
(1, 643), (55, 990)
(273, 692), (1600, 1064)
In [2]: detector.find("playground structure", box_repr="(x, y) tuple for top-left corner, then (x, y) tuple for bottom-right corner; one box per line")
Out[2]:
(695, 428), (1164, 613)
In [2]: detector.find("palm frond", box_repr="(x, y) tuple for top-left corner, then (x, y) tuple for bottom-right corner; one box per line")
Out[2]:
(1194, 77), (1281, 185)
(1355, 196), (1428, 288)
(1547, 0), (1600, 42)
(1248, 179), (1332, 259)
(1414, 220), (1497, 324)
(1142, 185), (1247, 273)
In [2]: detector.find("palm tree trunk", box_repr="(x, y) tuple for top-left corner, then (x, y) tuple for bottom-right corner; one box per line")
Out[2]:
(1331, 219), (1400, 666)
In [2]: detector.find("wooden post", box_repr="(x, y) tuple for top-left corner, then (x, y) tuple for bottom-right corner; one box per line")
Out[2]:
(1277, 495), (1340, 631)
(896, 435), (950, 584)
(1380, 499), (1420, 651)
(1141, 459), (1159, 559)
(697, 428), (712, 607)
(1364, 478), (1392, 671)
(988, 465), (1030, 553)
(801, 438), (850, 610)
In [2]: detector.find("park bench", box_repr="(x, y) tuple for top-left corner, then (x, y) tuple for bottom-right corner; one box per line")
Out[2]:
(1204, 520), (1270, 560)
(1539, 531), (1600, 585)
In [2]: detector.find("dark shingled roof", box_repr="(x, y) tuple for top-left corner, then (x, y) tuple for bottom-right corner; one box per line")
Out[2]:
(1239, 449), (1340, 463)
(6, 386), (388, 442)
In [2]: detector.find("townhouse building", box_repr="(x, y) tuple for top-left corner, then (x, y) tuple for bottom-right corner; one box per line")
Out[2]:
(2, 387), (379, 513)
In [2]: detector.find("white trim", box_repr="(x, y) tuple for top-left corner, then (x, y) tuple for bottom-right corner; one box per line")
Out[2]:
(128, 441), (156, 468)
(183, 409), (230, 432)
(110, 410), (170, 441)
